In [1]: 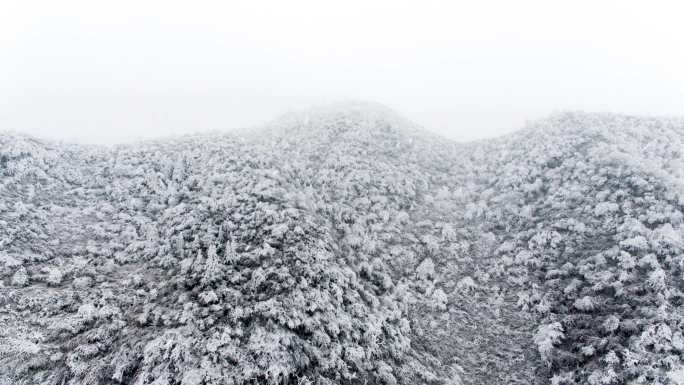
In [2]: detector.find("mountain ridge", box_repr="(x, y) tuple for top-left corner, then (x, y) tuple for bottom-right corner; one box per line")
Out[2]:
(3, 106), (683, 155)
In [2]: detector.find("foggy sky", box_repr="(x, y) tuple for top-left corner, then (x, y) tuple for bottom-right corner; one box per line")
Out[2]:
(1, 0), (683, 144)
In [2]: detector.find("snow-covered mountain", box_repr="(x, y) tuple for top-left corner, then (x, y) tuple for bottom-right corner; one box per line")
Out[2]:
(1, 103), (683, 385)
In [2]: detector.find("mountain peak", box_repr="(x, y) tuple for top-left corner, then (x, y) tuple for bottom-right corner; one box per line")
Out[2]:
(522, 110), (684, 140)
(260, 100), (425, 140)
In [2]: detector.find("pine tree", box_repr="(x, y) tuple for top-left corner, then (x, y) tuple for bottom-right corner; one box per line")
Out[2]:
(201, 244), (223, 287)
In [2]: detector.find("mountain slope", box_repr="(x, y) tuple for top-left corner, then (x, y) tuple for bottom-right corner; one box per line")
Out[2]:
(1, 105), (683, 385)
(466, 112), (684, 384)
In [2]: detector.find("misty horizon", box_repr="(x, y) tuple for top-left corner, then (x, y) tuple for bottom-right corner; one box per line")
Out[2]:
(2, 1), (684, 144)
(4, 101), (684, 147)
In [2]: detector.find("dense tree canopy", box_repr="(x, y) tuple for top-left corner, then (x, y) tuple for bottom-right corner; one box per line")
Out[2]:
(1, 104), (683, 384)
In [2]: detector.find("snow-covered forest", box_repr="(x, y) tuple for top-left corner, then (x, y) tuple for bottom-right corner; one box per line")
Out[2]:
(1, 103), (683, 385)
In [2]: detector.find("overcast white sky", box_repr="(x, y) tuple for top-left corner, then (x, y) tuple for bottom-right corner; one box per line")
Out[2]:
(1, 0), (683, 144)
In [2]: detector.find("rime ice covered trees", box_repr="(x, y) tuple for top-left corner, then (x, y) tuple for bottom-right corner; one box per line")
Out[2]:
(1, 108), (683, 385)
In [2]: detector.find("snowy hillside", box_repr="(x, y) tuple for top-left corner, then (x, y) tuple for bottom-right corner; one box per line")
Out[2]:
(1, 104), (683, 385)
